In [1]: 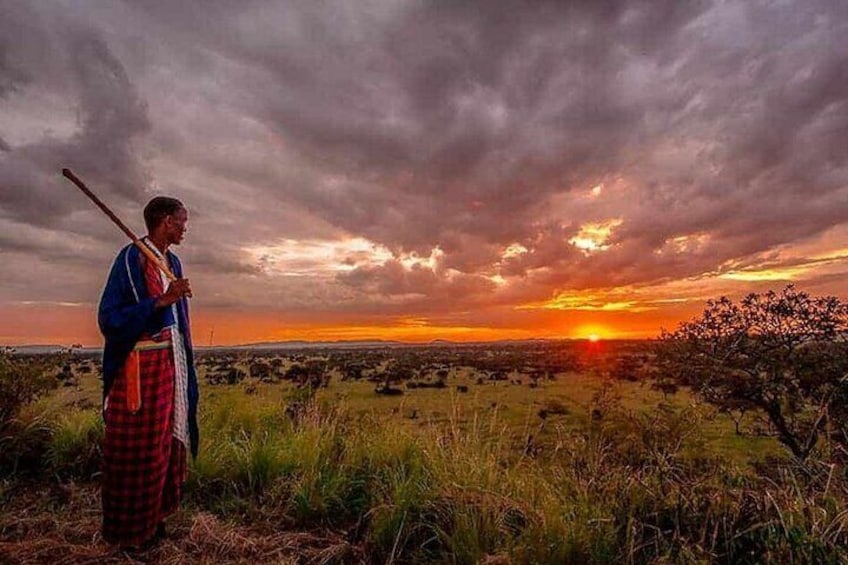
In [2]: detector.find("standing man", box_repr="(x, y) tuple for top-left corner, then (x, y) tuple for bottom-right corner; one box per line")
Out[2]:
(98, 196), (199, 549)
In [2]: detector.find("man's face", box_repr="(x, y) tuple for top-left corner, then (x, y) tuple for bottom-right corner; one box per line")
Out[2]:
(164, 207), (188, 245)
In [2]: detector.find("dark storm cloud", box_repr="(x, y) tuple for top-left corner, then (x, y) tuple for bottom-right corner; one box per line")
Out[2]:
(0, 2), (150, 228)
(125, 0), (714, 253)
(2, 0), (847, 316)
(0, 2), (33, 100)
(141, 0), (845, 276)
(0, 44), (28, 99)
(244, 1), (707, 251)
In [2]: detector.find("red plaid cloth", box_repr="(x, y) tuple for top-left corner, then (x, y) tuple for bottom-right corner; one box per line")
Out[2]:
(101, 251), (186, 547)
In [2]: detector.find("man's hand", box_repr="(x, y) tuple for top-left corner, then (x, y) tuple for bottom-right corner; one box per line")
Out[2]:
(156, 278), (192, 308)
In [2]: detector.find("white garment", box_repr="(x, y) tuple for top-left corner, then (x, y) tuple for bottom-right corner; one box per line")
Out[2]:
(144, 238), (190, 448)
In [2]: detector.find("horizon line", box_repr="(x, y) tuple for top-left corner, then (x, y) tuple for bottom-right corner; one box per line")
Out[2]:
(4, 335), (656, 350)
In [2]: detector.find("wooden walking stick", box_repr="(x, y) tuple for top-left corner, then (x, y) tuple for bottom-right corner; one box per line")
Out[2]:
(61, 168), (178, 282)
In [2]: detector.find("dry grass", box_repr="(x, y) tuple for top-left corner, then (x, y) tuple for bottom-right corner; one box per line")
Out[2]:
(0, 484), (362, 564)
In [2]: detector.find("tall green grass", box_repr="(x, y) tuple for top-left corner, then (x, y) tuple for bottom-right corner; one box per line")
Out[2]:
(5, 380), (848, 563)
(182, 393), (848, 563)
(45, 410), (103, 480)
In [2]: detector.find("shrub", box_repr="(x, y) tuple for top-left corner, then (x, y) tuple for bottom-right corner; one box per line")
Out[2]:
(44, 410), (104, 480)
(0, 350), (58, 476)
(0, 350), (56, 432)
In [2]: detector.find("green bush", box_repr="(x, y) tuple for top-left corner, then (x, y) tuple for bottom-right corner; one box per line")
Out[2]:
(45, 410), (103, 480)
(0, 350), (56, 432)
(0, 350), (58, 476)
(0, 409), (52, 476)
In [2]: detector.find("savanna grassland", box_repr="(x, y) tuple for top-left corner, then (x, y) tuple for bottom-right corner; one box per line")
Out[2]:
(1, 338), (846, 564)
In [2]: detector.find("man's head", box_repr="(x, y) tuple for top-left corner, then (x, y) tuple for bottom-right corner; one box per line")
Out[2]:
(144, 196), (188, 246)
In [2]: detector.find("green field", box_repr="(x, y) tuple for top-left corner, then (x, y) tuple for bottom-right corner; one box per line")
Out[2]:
(1, 345), (845, 564)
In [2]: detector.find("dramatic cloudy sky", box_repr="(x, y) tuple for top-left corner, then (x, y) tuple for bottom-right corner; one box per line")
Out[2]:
(1, 0), (847, 344)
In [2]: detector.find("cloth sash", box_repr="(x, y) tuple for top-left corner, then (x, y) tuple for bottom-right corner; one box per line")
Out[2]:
(123, 339), (171, 413)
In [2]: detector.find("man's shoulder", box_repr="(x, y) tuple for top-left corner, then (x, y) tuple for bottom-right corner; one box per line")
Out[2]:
(111, 243), (136, 262)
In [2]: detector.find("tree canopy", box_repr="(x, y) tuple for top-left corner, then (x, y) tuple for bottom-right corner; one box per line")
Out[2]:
(658, 286), (848, 461)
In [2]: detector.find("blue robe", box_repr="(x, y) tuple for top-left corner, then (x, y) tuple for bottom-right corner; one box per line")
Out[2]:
(98, 243), (199, 458)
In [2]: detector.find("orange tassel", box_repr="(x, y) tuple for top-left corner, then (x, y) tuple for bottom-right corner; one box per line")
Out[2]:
(124, 350), (142, 413)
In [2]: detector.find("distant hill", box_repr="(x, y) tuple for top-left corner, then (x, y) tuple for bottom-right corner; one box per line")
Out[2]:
(4, 344), (65, 355)
(216, 339), (409, 350)
(203, 337), (561, 350)
(4, 344), (102, 355)
(5, 337), (646, 355)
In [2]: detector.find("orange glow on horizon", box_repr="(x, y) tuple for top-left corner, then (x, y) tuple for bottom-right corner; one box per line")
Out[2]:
(0, 302), (674, 346)
(572, 323), (618, 341)
(3, 217), (844, 349)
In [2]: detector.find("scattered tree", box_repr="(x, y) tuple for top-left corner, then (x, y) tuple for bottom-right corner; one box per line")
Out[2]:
(658, 286), (848, 461)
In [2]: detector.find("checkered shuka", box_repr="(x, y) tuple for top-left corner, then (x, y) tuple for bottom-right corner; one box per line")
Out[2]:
(100, 245), (187, 547)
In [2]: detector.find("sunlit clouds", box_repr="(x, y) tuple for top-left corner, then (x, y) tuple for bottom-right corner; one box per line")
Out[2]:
(655, 233), (711, 256)
(518, 289), (671, 313)
(246, 238), (395, 277)
(245, 237), (446, 282)
(719, 267), (811, 282)
(568, 219), (623, 253)
(501, 243), (529, 260)
(1, 1), (847, 344)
